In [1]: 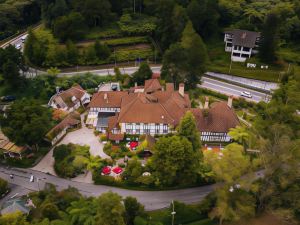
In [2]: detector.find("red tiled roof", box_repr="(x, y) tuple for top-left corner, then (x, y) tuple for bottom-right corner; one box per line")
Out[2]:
(191, 102), (240, 133)
(152, 73), (161, 79)
(88, 91), (128, 108)
(144, 79), (162, 93)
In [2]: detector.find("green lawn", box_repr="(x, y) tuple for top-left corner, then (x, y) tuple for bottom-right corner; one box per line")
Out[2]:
(206, 39), (287, 82)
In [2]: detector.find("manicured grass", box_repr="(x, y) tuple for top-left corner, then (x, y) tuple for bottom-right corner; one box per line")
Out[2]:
(206, 39), (285, 82)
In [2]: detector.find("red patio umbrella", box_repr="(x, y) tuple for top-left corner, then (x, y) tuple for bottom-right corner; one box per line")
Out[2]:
(129, 141), (138, 150)
(112, 167), (123, 174)
(102, 166), (111, 175)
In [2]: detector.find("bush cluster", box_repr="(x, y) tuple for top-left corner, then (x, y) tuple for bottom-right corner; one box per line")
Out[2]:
(53, 144), (90, 178)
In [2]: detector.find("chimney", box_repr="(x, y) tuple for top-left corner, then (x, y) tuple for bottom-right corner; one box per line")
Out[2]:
(179, 83), (184, 97)
(227, 96), (233, 108)
(104, 93), (108, 103)
(56, 86), (60, 94)
(204, 96), (209, 109)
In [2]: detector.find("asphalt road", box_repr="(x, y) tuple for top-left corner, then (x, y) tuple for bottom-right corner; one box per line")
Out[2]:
(58, 66), (162, 77)
(200, 77), (271, 103)
(1, 31), (272, 104)
(0, 166), (216, 211)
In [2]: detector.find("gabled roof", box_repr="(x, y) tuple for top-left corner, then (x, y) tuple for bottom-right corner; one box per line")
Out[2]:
(191, 102), (240, 133)
(88, 91), (128, 108)
(144, 79), (162, 93)
(1, 199), (30, 215)
(117, 95), (175, 124)
(225, 29), (260, 48)
(50, 85), (88, 109)
(46, 112), (81, 141)
(0, 131), (27, 154)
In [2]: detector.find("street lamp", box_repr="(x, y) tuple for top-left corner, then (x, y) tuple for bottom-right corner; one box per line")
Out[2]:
(171, 200), (176, 225)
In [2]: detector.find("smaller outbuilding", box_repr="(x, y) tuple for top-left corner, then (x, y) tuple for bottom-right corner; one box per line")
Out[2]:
(46, 112), (81, 145)
(48, 84), (90, 112)
(1, 198), (30, 215)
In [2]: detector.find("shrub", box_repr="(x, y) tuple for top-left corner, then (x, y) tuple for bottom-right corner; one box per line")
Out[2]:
(53, 144), (90, 178)
(0, 178), (8, 196)
(93, 172), (118, 185)
(100, 134), (107, 142)
(53, 145), (71, 161)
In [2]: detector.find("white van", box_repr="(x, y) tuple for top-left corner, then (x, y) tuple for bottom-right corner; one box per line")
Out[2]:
(30, 175), (34, 182)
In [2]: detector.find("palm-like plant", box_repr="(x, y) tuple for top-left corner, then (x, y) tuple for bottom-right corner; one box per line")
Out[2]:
(228, 126), (250, 150)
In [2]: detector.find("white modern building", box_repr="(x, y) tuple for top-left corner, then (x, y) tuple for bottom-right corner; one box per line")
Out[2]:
(224, 29), (260, 62)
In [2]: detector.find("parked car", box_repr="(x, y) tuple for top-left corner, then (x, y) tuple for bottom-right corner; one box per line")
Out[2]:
(240, 91), (252, 98)
(15, 44), (22, 50)
(21, 35), (28, 43)
(30, 175), (34, 182)
(1, 95), (16, 102)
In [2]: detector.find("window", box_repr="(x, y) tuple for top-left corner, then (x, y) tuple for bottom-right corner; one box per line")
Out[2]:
(226, 43), (232, 47)
(163, 124), (168, 133)
(232, 53), (241, 57)
(243, 47), (250, 52)
(241, 54), (250, 58)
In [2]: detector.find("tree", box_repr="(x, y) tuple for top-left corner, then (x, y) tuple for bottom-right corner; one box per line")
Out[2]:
(50, 0), (68, 20)
(47, 67), (61, 76)
(41, 203), (60, 220)
(122, 159), (143, 184)
(66, 40), (79, 65)
(187, 0), (220, 38)
(228, 126), (250, 150)
(205, 143), (255, 225)
(204, 143), (251, 183)
(181, 21), (208, 88)
(0, 44), (25, 87)
(259, 12), (280, 63)
(161, 43), (187, 86)
(124, 196), (145, 225)
(53, 12), (87, 42)
(162, 21), (208, 89)
(82, 0), (111, 27)
(151, 136), (201, 186)
(210, 186), (256, 225)
(0, 99), (52, 147)
(94, 40), (111, 60)
(0, 212), (29, 225)
(85, 45), (97, 64)
(177, 111), (202, 152)
(2, 59), (21, 87)
(95, 192), (126, 225)
(131, 62), (152, 85)
(0, 177), (8, 196)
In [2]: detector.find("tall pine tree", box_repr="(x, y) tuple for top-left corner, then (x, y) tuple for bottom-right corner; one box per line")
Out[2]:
(259, 13), (280, 63)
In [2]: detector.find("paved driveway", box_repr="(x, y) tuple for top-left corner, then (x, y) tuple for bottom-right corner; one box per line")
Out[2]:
(59, 125), (109, 158)
(32, 116), (109, 175)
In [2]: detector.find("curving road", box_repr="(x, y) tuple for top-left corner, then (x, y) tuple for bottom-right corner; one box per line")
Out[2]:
(0, 166), (216, 210)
